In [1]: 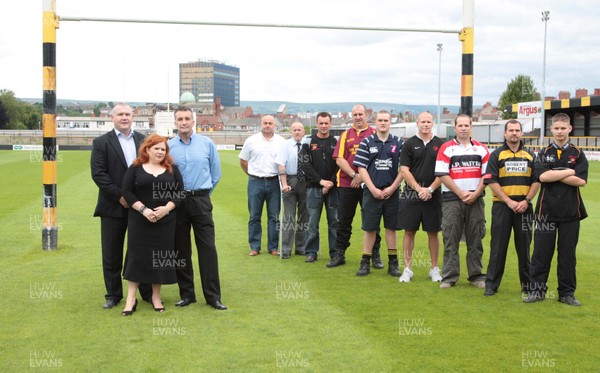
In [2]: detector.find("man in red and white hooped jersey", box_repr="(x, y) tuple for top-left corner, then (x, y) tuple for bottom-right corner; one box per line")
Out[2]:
(435, 114), (490, 289)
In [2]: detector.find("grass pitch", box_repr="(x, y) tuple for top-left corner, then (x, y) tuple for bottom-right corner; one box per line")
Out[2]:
(1, 149), (598, 372)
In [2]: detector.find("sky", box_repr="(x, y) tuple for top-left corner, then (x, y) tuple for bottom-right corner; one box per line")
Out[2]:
(1, 0), (599, 108)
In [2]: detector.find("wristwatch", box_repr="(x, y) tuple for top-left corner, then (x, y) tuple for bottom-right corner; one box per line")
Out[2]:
(525, 197), (531, 203)
(350, 172), (356, 178)
(428, 187), (434, 194)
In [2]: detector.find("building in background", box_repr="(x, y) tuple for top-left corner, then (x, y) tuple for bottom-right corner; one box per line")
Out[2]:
(179, 59), (240, 107)
(154, 111), (175, 137)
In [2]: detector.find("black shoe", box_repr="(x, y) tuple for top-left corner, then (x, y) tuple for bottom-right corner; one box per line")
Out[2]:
(305, 255), (317, 263)
(558, 295), (582, 306)
(103, 299), (120, 309)
(372, 254), (384, 269)
(326, 251), (346, 268)
(295, 250), (305, 256)
(281, 253), (291, 259)
(356, 257), (371, 276)
(523, 293), (545, 303)
(372, 246), (384, 269)
(483, 289), (496, 296)
(208, 300), (228, 310)
(121, 299), (138, 316)
(175, 298), (197, 307)
(387, 257), (401, 277)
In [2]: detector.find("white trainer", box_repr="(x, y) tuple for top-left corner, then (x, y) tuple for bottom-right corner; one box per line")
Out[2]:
(429, 267), (442, 282)
(399, 268), (413, 283)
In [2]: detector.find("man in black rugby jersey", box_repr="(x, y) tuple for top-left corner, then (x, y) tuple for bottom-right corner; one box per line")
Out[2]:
(524, 113), (588, 306)
(300, 112), (339, 263)
(397, 112), (444, 283)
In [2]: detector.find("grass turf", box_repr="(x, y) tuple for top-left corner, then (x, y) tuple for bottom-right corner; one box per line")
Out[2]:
(1, 149), (598, 372)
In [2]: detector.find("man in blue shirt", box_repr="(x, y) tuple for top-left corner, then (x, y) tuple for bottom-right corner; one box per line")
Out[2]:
(168, 106), (227, 310)
(353, 110), (403, 277)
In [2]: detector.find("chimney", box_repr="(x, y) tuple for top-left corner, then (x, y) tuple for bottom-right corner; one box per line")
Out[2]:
(575, 88), (588, 98)
(215, 96), (221, 117)
(558, 91), (571, 100)
(594, 88), (600, 96)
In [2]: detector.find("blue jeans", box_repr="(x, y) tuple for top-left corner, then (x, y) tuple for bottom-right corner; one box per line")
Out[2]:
(247, 176), (280, 252)
(305, 187), (339, 258)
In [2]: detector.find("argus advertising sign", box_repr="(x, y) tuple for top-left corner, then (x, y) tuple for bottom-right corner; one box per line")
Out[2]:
(517, 101), (542, 119)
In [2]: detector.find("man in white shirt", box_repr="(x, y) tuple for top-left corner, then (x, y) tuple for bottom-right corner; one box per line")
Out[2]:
(239, 115), (286, 256)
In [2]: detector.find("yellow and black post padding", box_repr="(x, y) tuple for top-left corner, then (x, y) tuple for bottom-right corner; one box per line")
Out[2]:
(459, 26), (474, 117)
(42, 0), (59, 250)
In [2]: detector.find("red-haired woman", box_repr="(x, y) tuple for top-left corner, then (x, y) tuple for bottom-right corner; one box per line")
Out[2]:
(121, 134), (184, 316)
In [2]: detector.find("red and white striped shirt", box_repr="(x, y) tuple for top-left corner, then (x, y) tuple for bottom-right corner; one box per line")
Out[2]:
(435, 138), (490, 200)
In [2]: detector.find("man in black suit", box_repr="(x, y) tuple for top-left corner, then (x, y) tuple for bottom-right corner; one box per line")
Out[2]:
(91, 103), (151, 309)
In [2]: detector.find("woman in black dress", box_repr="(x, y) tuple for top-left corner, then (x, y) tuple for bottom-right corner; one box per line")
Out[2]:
(121, 134), (183, 316)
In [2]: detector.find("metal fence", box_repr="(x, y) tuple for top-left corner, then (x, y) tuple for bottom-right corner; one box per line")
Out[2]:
(2, 130), (599, 149)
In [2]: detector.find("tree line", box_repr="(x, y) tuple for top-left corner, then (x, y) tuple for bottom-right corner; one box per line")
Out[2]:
(0, 90), (42, 129)
(1, 75), (540, 129)
(0, 89), (114, 130)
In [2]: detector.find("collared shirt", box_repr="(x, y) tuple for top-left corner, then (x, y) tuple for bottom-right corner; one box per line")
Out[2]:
(400, 134), (444, 195)
(115, 129), (136, 166)
(168, 133), (221, 192)
(484, 141), (536, 202)
(332, 125), (376, 187)
(435, 138), (490, 201)
(353, 133), (403, 189)
(239, 132), (286, 177)
(275, 137), (305, 175)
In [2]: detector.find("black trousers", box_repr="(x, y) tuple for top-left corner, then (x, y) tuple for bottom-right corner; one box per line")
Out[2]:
(100, 217), (151, 301)
(485, 202), (532, 292)
(529, 219), (579, 297)
(334, 187), (380, 255)
(175, 194), (222, 304)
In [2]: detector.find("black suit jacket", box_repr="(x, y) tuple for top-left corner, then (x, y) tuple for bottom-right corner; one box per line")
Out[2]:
(91, 130), (145, 218)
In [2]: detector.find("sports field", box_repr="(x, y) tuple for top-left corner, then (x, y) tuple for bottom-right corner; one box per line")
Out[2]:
(1, 149), (598, 372)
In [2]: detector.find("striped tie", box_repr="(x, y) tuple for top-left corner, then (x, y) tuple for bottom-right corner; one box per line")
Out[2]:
(296, 142), (304, 181)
